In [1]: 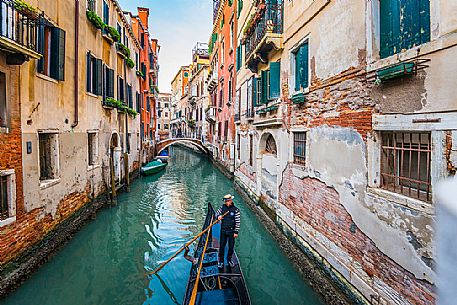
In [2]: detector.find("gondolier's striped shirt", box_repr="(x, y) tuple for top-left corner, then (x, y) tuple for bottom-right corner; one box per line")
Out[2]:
(216, 204), (241, 234)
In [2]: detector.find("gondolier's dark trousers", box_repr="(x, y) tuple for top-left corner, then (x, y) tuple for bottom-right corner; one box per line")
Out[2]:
(219, 230), (235, 262)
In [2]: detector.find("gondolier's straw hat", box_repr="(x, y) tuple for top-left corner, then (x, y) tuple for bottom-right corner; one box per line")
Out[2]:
(223, 194), (234, 201)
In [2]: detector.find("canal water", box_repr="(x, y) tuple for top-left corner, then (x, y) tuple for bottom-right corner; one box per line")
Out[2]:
(3, 147), (324, 305)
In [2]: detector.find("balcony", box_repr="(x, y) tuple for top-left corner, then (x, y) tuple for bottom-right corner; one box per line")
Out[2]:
(207, 69), (218, 92)
(244, 1), (283, 73)
(246, 109), (254, 121)
(205, 106), (217, 123)
(0, 0), (42, 64)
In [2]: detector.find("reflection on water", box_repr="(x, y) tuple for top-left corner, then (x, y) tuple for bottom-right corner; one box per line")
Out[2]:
(3, 146), (324, 305)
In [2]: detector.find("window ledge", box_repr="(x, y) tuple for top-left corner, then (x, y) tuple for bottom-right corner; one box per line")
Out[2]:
(36, 73), (59, 84)
(86, 92), (99, 98)
(367, 31), (457, 72)
(87, 164), (101, 171)
(367, 187), (434, 215)
(0, 216), (16, 228)
(40, 178), (61, 190)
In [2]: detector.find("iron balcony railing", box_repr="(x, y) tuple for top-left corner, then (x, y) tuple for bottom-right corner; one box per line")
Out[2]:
(244, 2), (283, 59)
(0, 0), (40, 54)
(245, 109), (254, 119)
(87, 0), (96, 12)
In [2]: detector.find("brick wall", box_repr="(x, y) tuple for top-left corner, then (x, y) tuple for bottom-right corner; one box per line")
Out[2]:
(0, 65), (24, 216)
(0, 190), (90, 265)
(279, 171), (436, 304)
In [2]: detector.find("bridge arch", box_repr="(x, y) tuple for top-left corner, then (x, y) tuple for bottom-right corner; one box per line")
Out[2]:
(156, 138), (211, 156)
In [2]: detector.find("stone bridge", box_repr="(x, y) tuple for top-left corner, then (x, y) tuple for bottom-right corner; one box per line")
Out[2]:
(155, 138), (211, 156)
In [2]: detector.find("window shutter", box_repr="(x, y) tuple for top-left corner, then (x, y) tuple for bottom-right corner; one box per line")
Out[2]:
(269, 61), (281, 99)
(108, 68), (115, 98)
(86, 53), (91, 92)
(50, 27), (66, 81)
(95, 58), (102, 95)
(37, 18), (45, 73)
(238, 0), (243, 18)
(380, 0), (400, 58)
(261, 70), (268, 104)
(252, 77), (258, 107)
(295, 43), (308, 91)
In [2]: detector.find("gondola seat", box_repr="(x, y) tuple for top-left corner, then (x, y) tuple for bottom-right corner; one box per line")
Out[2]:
(196, 288), (239, 305)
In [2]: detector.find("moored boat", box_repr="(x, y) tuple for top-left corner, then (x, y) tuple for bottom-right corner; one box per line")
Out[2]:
(141, 159), (167, 175)
(157, 147), (170, 163)
(182, 203), (251, 305)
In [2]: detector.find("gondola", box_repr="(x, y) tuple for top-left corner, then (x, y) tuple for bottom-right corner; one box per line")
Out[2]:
(182, 203), (251, 305)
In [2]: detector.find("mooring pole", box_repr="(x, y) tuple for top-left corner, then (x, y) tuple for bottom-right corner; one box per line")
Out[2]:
(110, 152), (117, 203)
(124, 152), (130, 192)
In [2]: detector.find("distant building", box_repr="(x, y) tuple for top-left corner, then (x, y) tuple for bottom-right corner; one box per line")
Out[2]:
(156, 93), (172, 140)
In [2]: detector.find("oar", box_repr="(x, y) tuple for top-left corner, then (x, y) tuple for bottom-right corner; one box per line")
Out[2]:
(147, 211), (229, 276)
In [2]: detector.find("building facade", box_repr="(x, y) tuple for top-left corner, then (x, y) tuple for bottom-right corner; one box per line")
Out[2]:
(234, 0), (457, 304)
(207, 0), (238, 172)
(156, 92), (172, 140)
(170, 66), (189, 138)
(0, 0), (158, 268)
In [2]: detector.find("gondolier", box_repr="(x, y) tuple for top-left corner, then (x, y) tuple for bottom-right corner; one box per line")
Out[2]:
(216, 194), (240, 268)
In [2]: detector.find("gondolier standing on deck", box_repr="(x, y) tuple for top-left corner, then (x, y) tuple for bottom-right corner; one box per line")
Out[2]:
(216, 194), (241, 268)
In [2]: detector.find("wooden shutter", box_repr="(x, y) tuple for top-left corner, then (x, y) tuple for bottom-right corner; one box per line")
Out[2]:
(86, 52), (92, 92)
(50, 27), (66, 81)
(37, 18), (45, 73)
(269, 61), (281, 99)
(261, 70), (268, 104)
(295, 43), (308, 91)
(107, 68), (114, 98)
(95, 58), (102, 95)
(252, 77), (258, 107)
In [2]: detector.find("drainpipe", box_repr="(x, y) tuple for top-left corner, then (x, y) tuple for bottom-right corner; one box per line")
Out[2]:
(72, 0), (80, 128)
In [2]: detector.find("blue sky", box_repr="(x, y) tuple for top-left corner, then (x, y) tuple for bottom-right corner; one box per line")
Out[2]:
(118, 0), (212, 93)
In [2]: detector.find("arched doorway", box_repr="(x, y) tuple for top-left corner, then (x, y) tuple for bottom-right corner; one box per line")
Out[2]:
(258, 132), (279, 204)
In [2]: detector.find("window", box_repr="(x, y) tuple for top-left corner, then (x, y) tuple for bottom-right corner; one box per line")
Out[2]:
(0, 72), (6, 128)
(39, 133), (59, 181)
(165, 112), (169, 118)
(380, 0), (430, 59)
(87, 0), (96, 12)
(219, 86), (223, 108)
(118, 76), (124, 102)
(135, 52), (139, 69)
(380, 132), (432, 202)
(230, 20), (235, 50)
(38, 23), (66, 80)
(86, 53), (102, 95)
(224, 120), (229, 142)
(249, 134), (253, 166)
(293, 132), (307, 165)
(228, 76), (233, 104)
(136, 92), (141, 112)
(0, 174), (9, 220)
(265, 134), (277, 155)
(293, 42), (309, 92)
(237, 134), (240, 160)
(127, 84), (133, 108)
(104, 66), (115, 98)
(247, 78), (252, 112)
(165, 103), (169, 108)
(164, 124), (169, 129)
(236, 44), (243, 71)
(87, 132), (98, 166)
(158, 123), (161, 130)
(218, 121), (222, 139)
(103, 0), (109, 25)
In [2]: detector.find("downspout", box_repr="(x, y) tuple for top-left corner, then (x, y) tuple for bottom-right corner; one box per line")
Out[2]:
(72, 0), (80, 128)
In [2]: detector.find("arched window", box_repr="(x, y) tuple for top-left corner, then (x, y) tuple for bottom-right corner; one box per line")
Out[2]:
(265, 134), (277, 155)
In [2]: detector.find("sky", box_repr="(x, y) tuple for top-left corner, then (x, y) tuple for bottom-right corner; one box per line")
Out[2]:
(118, 0), (213, 93)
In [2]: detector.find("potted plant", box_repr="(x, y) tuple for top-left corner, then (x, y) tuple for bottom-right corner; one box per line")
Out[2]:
(86, 10), (105, 30)
(13, 0), (40, 19)
(105, 25), (120, 42)
(126, 58), (135, 69)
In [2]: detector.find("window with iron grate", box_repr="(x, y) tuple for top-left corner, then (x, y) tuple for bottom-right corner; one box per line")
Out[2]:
(380, 132), (432, 202)
(293, 132), (306, 166)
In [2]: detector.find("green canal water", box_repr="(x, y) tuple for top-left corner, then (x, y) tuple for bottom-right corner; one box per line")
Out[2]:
(3, 147), (324, 305)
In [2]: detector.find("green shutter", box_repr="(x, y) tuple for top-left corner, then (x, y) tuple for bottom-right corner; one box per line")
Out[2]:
(86, 53), (91, 92)
(252, 77), (258, 107)
(269, 61), (280, 99)
(261, 70), (268, 104)
(50, 27), (66, 81)
(95, 58), (103, 96)
(295, 43), (308, 91)
(37, 18), (45, 73)
(237, 0), (243, 18)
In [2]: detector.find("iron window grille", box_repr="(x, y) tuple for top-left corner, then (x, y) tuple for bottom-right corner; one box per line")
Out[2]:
(265, 134), (277, 155)
(380, 132), (432, 202)
(293, 132), (306, 166)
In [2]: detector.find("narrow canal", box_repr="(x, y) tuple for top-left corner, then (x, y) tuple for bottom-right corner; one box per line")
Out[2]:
(3, 146), (325, 305)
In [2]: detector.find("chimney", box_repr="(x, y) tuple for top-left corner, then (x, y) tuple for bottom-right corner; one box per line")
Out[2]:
(138, 7), (149, 28)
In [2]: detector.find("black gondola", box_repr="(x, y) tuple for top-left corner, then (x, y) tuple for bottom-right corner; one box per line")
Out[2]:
(182, 203), (251, 305)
